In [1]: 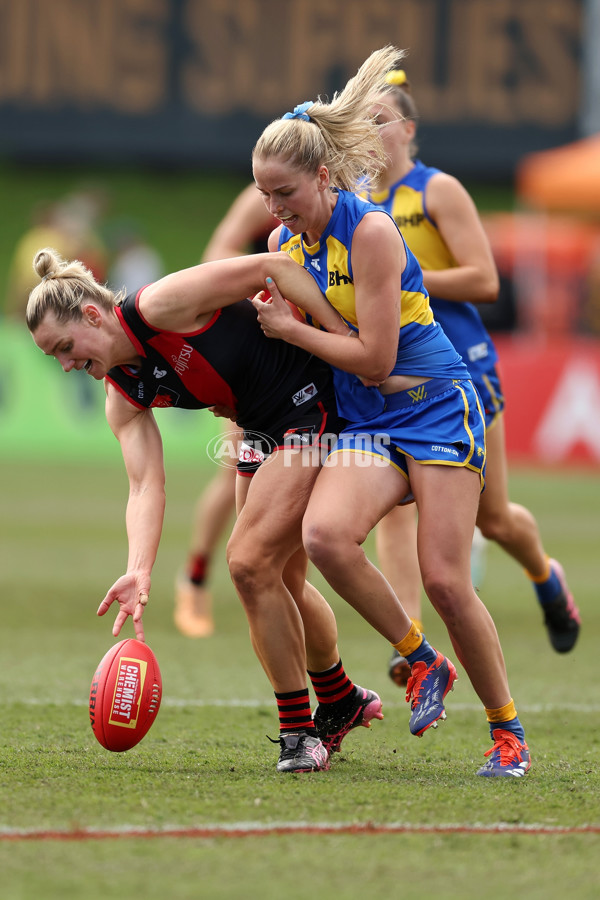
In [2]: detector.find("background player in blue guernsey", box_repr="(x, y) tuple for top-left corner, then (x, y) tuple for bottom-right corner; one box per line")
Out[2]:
(27, 245), (402, 773)
(251, 45), (531, 777)
(173, 182), (280, 639)
(364, 69), (580, 688)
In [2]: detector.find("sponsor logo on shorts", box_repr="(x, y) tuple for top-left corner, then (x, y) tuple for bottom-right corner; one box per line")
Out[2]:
(206, 430), (276, 469)
(408, 385), (427, 403)
(292, 383), (317, 406)
(109, 658), (146, 729)
(239, 441), (265, 465)
(431, 445), (460, 457)
(284, 429), (310, 444)
(467, 342), (489, 362)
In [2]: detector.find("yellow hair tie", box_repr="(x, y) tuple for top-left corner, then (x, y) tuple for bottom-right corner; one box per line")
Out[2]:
(386, 69), (407, 86)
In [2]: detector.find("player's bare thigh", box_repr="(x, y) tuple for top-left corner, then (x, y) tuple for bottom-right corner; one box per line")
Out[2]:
(232, 446), (322, 562)
(408, 459), (480, 583)
(304, 451), (411, 545)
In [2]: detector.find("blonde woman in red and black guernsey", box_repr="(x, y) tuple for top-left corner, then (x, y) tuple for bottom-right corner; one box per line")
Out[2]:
(26, 246), (387, 774)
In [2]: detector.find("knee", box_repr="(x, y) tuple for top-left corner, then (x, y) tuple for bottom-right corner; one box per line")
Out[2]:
(477, 507), (509, 544)
(303, 519), (342, 573)
(226, 537), (266, 601)
(421, 569), (463, 620)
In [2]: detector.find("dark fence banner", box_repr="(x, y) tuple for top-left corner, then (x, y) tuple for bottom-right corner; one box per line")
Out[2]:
(0, 0), (584, 177)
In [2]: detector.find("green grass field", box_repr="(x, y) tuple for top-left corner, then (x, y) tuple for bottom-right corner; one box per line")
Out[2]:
(1, 458), (599, 899)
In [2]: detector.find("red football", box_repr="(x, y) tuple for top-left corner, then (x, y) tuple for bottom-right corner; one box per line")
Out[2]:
(89, 639), (162, 752)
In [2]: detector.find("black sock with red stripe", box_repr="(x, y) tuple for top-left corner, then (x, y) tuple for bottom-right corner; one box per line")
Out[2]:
(188, 553), (209, 586)
(275, 689), (315, 734)
(307, 659), (355, 708)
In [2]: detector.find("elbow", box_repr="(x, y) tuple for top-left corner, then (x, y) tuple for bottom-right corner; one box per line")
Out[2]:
(263, 251), (292, 279)
(372, 366), (394, 383)
(481, 271), (500, 304)
(362, 348), (397, 384)
(364, 359), (396, 384)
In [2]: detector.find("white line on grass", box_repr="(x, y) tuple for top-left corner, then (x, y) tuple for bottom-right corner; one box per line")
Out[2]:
(9, 698), (600, 714)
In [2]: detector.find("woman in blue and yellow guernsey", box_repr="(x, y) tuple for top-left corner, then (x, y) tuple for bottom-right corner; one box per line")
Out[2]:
(366, 70), (580, 689)
(252, 45), (531, 776)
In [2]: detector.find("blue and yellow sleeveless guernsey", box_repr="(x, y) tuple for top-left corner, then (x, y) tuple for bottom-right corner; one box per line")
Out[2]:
(363, 160), (504, 427)
(277, 189), (486, 486)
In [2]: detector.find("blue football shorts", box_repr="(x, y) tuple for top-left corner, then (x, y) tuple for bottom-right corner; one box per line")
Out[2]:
(325, 378), (487, 500)
(475, 365), (505, 431)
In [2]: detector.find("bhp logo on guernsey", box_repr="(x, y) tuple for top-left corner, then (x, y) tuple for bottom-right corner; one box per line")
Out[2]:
(109, 658), (146, 729)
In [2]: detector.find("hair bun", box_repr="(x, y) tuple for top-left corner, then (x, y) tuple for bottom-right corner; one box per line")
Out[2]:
(33, 247), (59, 281)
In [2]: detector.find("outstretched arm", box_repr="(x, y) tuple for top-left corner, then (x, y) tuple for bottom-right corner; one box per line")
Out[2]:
(139, 251), (349, 337)
(97, 385), (167, 641)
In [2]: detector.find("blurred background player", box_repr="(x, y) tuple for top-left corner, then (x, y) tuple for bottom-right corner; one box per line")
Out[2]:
(174, 183), (278, 637)
(365, 70), (580, 686)
(5, 187), (111, 413)
(106, 218), (165, 296)
(5, 188), (109, 321)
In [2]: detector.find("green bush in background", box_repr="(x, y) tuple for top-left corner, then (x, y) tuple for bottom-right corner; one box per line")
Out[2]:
(0, 162), (249, 306)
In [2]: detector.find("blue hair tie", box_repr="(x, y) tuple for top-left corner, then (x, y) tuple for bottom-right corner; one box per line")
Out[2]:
(282, 101), (313, 122)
